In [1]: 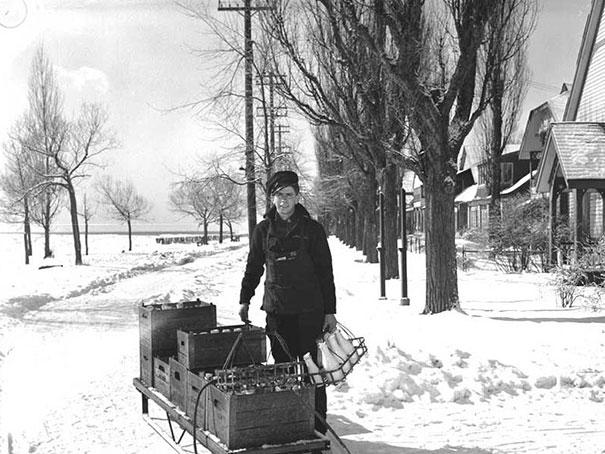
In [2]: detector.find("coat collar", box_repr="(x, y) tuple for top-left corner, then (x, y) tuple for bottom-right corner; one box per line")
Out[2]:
(265, 203), (311, 222)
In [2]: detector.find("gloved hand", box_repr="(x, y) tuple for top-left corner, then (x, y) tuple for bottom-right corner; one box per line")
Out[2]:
(239, 303), (250, 324)
(322, 314), (337, 333)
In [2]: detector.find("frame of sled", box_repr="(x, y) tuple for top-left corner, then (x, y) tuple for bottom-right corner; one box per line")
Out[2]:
(133, 378), (331, 454)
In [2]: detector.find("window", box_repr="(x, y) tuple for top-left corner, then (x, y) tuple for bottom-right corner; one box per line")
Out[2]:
(585, 189), (603, 239)
(500, 162), (514, 188)
(469, 206), (480, 229)
(480, 205), (489, 229)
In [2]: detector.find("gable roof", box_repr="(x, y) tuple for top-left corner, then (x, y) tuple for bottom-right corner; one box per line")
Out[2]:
(519, 86), (570, 160)
(535, 122), (605, 192)
(564, 0), (605, 121)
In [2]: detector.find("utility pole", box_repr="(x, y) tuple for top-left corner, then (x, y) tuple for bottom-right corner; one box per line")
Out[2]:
(275, 123), (290, 165)
(218, 0), (270, 240)
(256, 72), (287, 210)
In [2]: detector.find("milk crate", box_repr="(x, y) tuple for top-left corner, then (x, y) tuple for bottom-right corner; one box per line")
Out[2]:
(140, 343), (153, 385)
(186, 369), (211, 421)
(169, 356), (189, 411)
(138, 300), (216, 386)
(153, 356), (170, 397)
(185, 370), (316, 449)
(177, 324), (266, 370)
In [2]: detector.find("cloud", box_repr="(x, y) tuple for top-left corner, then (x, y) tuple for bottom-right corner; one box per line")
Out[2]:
(57, 65), (109, 99)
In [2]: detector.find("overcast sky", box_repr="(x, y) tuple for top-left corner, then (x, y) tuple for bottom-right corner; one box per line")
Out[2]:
(0, 0), (595, 231)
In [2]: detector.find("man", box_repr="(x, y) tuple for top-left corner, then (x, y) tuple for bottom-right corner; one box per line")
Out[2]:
(239, 170), (337, 436)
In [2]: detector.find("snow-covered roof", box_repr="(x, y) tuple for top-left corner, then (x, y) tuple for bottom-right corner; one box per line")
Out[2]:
(455, 184), (478, 203)
(518, 87), (570, 160)
(536, 122), (605, 192)
(500, 171), (535, 196)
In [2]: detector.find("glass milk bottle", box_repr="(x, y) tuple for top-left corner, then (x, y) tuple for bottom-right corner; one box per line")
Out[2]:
(326, 332), (351, 373)
(303, 352), (324, 386)
(334, 330), (359, 365)
(318, 341), (344, 383)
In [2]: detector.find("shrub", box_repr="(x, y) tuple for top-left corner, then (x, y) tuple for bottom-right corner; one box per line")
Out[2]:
(489, 195), (549, 272)
(552, 265), (585, 308)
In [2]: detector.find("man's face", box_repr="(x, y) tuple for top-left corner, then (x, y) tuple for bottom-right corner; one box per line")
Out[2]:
(272, 186), (299, 219)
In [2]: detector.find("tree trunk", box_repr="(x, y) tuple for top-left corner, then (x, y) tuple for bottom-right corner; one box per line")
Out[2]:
(67, 184), (83, 265)
(338, 213), (346, 243)
(361, 176), (378, 262)
(127, 218), (133, 251)
(228, 222), (234, 241)
(348, 208), (356, 247)
(489, 77), (504, 245)
(203, 220), (208, 244)
(424, 178), (459, 314)
(24, 198), (32, 259)
(363, 213), (378, 263)
(44, 193), (52, 258)
(85, 218), (89, 255)
(219, 212), (224, 244)
(355, 206), (363, 251)
(383, 163), (399, 279)
(23, 231), (29, 265)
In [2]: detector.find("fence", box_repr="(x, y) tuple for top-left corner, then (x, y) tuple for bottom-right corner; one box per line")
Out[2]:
(155, 234), (240, 245)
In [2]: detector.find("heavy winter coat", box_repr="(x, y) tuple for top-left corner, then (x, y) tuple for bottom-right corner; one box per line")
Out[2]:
(239, 204), (336, 315)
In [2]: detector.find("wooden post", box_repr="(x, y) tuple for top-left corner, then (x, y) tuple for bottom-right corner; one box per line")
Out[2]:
(378, 188), (386, 299)
(399, 186), (409, 305)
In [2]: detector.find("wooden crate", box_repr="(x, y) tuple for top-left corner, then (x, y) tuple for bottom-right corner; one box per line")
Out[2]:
(153, 356), (170, 397)
(207, 381), (315, 449)
(169, 356), (189, 411)
(140, 343), (153, 385)
(177, 324), (266, 370)
(139, 300), (216, 386)
(186, 370), (212, 422)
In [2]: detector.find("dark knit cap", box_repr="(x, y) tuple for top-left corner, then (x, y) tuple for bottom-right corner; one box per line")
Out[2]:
(267, 170), (299, 195)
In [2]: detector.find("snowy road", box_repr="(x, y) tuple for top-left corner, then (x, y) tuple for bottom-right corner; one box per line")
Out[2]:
(1, 234), (605, 453)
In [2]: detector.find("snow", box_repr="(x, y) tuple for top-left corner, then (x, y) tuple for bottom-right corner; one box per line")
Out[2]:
(1, 232), (605, 454)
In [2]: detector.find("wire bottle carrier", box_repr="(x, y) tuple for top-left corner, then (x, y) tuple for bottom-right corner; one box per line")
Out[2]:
(307, 324), (367, 386)
(210, 323), (367, 392)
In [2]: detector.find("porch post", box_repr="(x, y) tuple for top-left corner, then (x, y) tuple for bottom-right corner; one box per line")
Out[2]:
(549, 186), (557, 266)
(576, 188), (586, 259)
(601, 190), (605, 237)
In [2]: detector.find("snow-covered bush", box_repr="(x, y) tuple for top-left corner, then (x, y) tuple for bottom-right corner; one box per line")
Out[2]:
(552, 265), (585, 308)
(489, 196), (549, 273)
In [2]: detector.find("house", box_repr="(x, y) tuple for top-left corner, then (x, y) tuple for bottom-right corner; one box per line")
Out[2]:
(518, 83), (570, 192)
(534, 0), (605, 263)
(453, 140), (529, 232)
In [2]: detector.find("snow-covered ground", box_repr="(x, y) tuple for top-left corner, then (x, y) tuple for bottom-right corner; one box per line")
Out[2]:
(1, 232), (604, 454)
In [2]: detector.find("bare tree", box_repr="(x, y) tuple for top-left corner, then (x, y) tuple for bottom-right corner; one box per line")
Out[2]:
(289, 0), (534, 314)
(97, 176), (152, 251)
(258, 1), (411, 274)
(0, 132), (35, 263)
(208, 174), (245, 243)
(484, 0), (536, 239)
(169, 179), (216, 244)
(17, 47), (116, 264)
(19, 46), (66, 259)
(78, 192), (96, 256)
